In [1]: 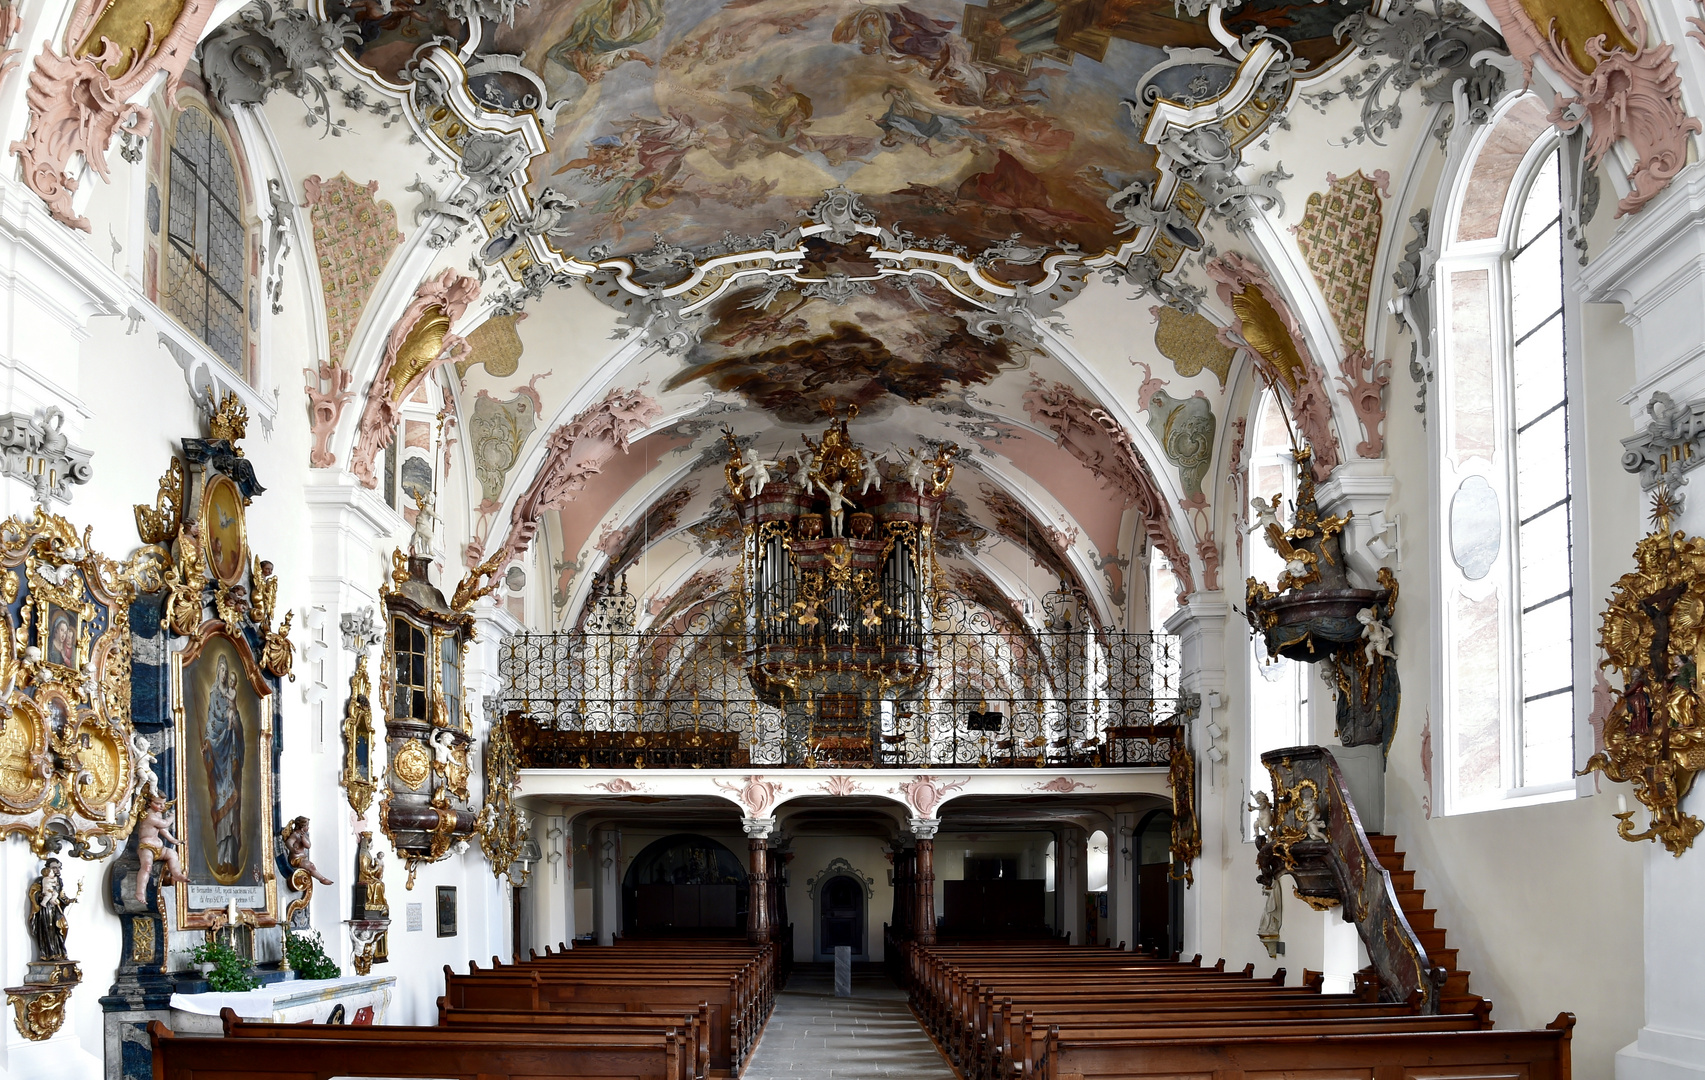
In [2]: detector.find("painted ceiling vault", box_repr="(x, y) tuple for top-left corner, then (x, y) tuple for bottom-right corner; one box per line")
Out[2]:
(45, 0), (1672, 633)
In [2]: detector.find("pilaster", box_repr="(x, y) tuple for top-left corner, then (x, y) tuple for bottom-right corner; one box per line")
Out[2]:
(1165, 594), (1229, 964)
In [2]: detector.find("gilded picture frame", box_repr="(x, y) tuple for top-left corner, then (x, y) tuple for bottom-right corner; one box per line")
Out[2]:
(172, 622), (278, 928)
(200, 473), (248, 588)
(342, 651), (378, 816)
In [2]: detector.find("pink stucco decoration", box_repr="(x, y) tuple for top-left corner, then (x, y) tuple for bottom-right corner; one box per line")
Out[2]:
(1207, 252), (1342, 481)
(1023, 378), (1197, 598)
(349, 268), (480, 488)
(894, 774), (967, 817)
(11, 0), (215, 230)
(305, 362), (354, 468)
(1489, 0), (1699, 216)
(1336, 348), (1391, 458)
(497, 387), (664, 563)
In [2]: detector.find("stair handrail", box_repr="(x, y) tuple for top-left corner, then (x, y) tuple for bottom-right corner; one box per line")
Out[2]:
(1257, 744), (1446, 1013)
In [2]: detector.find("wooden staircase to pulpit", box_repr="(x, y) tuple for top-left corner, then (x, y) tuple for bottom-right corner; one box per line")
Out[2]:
(1364, 832), (1489, 1018)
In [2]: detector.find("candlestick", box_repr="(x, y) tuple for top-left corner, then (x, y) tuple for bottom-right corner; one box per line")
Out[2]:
(1618, 794), (1628, 815)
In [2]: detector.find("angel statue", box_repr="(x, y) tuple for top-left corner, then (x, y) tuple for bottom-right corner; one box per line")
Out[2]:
(818, 479), (854, 538)
(280, 816), (333, 887)
(134, 786), (188, 903)
(1248, 495), (1283, 535)
(737, 456), (782, 498)
(409, 487), (439, 557)
(903, 449), (932, 492)
(793, 451), (815, 493)
(1358, 606), (1396, 665)
(1248, 790), (1275, 839)
(859, 450), (885, 495)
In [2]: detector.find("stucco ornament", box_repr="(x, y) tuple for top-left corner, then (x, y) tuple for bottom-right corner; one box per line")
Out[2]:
(1144, 389), (1217, 503)
(715, 775), (785, 817)
(497, 387), (662, 563)
(304, 363), (354, 469)
(349, 269), (481, 487)
(1207, 252), (1342, 480)
(1022, 378), (1196, 597)
(1389, 210), (1437, 415)
(1336, 350), (1391, 458)
(1487, 0), (1698, 216)
(199, 1), (359, 132)
(11, 0), (217, 230)
(1312, 0), (1509, 147)
(0, 408), (93, 506)
(893, 775), (967, 818)
(303, 174), (404, 365)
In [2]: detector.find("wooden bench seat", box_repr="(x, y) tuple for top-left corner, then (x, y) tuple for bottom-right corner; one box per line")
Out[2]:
(433, 1002), (711, 1080)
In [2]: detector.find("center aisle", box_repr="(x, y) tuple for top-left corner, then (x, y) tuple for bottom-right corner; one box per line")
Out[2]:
(741, 965), (959, 1079)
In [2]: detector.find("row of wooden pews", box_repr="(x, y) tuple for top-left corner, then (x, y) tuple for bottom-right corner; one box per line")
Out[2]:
(148, 937), (778, 1080)
(903, 939), (1574, 1080)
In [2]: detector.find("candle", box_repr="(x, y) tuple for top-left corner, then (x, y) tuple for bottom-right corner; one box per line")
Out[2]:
(227, 897), (239, 925)
(1618, 795), (1628, 815)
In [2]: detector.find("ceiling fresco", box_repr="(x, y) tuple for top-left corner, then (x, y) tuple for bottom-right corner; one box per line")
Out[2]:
(663, 279), (1031, 421)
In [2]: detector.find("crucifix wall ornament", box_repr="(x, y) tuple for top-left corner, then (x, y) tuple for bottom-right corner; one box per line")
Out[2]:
(1588, 485), (1705, 855)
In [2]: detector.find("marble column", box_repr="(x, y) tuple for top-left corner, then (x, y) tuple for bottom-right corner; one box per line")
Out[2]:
(911, 818), (938, 946)
(744, 818), (774, 946)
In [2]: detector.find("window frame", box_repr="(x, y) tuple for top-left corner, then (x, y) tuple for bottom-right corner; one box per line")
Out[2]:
(1431, 97), (1591, 815)
(159, 102), (250, 378)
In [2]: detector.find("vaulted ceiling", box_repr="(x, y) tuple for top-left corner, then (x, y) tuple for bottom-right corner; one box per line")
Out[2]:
(215, 0), (1633, 633)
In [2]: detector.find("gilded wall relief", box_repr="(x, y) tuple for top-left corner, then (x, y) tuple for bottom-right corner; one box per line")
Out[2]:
(11, 0), (216, 230)
(1487, 0), (1697, 215)
(1152, 306), (1235, 387)
(1207, 252), (1342, 479)
(302, 174), (403, 366)
(456, 312), (528, 381)
(349, 269), (480, 488)
(1293, 170), (1387, 349)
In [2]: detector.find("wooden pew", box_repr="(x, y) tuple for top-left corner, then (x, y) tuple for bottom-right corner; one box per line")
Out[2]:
(434, 1001), (712, 1080)
(149, 1020), (686, 1080)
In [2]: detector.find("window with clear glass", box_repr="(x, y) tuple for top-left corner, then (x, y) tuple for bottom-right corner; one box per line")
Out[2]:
(1436, 96), (1578, 811)
(164, 106), (246, 373)
(393, 616), (429, 721)
(1246, 391), (1309, 831)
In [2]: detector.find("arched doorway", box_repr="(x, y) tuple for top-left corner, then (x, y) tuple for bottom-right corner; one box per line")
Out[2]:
(819, 876), (865, 957)
(1134, 810), (1182, 956)
(621, 833), (748, 937)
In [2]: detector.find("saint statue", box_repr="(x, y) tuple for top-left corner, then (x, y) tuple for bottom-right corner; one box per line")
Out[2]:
(202, 654), (246, 879)
(29, 858), (75, 961)
(410, 488), (439, 557)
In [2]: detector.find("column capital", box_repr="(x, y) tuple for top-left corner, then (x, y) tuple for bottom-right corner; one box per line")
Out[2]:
(742, 816), (776, 839)
(909, 816), (939, 840)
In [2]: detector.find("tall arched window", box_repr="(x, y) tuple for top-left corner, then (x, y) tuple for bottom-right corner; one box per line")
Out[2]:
(1435, 95), (1582, 812)
(1246, 390), (1308, 830)
(163, 106), (247, 372)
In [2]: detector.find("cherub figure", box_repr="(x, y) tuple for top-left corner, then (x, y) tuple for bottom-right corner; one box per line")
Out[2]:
(1249, 495), (1283, 535)
(1248, 790), (1274, 838)
(430, 727), (458, 761)
(737, 456), (782, 497)
(1358, 606), (1396, 665)
(903, 448), (932, 491)
(1296, 793), (1329, 842)
(280, 815), (333, 886)
(793, 451), (815, 492)
(134, 786), (188, 902)
(859, 451), (885, 495)
(818, 479), (854, 537)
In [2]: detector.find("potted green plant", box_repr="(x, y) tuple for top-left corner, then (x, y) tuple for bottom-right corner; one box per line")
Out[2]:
(187, 939), (261, 992)
(282, 930), (341, 981)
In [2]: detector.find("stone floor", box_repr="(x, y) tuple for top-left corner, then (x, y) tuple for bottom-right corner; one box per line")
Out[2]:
(740, 966), (958, 1079)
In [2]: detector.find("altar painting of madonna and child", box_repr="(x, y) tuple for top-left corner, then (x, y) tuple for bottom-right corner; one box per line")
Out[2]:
(176, 629), (276, 921)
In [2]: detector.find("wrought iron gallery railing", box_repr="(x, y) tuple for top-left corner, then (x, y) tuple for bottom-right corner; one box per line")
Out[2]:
(498, 617), (1183, 769)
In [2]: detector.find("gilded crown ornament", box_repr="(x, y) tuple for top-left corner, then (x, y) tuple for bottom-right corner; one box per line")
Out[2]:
(1587, 483), (1705, 855)
(205, 387), (249, 450)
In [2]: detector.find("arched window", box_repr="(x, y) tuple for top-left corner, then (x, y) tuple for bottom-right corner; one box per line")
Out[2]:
(1434, 95), (1581, 812)
(162, 106), (247, 372)
(1245, 390), (1307, 830)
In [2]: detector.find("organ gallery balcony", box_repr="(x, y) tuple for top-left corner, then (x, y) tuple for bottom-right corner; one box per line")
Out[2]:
(497, 617), (1183, 771)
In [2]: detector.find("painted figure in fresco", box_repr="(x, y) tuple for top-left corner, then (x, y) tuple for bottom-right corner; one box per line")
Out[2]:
(818, 479), (854, 538)
(135, 787), (188, 902)
(543, 0), (663, 85)
(28, 858), (75, 961)
(202, 655), (246, 878)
